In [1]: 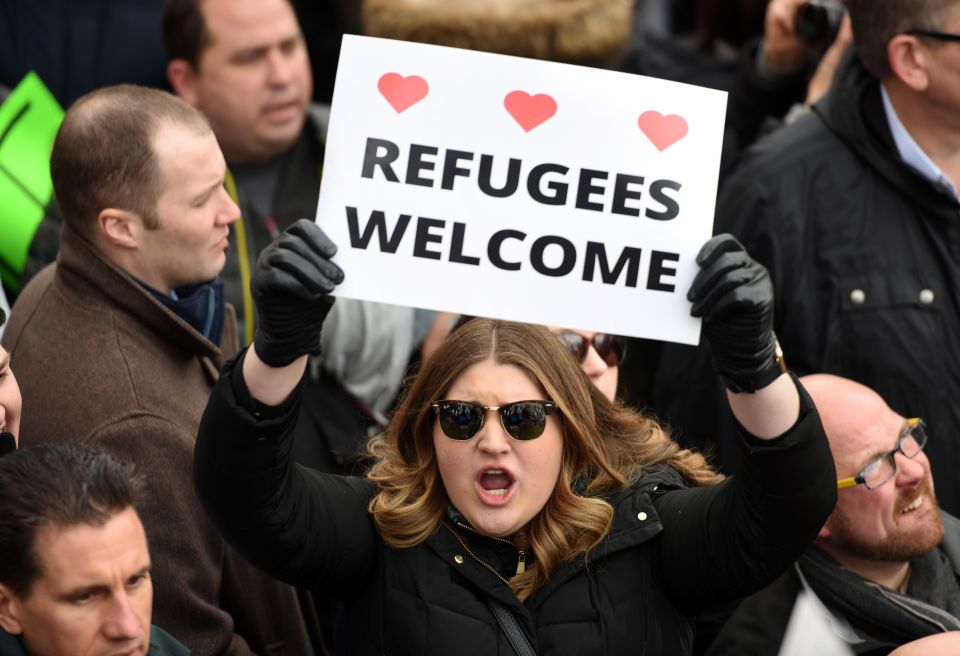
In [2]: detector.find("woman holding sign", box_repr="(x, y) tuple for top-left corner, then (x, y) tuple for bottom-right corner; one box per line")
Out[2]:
(195, 220), (835, 655)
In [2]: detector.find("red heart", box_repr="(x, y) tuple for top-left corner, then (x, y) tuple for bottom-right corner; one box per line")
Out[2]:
(637, 111), (689, 151)
(504, 91), (557, 132)
(378, 73), (429, 113)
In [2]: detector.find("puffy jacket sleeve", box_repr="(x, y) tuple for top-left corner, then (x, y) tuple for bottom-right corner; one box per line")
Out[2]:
(194, 348), (380, 598)
(653, 375), (836, 611)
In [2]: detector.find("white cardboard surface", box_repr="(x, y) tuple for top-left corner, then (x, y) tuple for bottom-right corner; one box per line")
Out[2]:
(316, 35), (727, 344)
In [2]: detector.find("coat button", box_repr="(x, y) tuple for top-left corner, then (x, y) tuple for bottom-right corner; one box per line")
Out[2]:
(919, 289), (935, 305)
(454, 555), (464, 564)
(637, 512), (648, 521)
(850, 289), (866, 305)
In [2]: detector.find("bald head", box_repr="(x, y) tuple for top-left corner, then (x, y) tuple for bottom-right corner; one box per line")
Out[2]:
(802, 375), (891, 453)
(801, 374), (920, 485)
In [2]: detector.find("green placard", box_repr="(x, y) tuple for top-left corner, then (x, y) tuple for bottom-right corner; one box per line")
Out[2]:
(0, 72), (64, 292)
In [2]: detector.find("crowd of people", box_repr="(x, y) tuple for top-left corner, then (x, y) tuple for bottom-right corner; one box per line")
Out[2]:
(1, 0), (959, 655)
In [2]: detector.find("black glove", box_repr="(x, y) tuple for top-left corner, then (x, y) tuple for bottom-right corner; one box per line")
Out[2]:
(688, 234), (783, 393)
(252, 219), (344, 367)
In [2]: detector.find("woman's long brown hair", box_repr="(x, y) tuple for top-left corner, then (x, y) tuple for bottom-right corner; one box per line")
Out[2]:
(367, 319), (720, 600)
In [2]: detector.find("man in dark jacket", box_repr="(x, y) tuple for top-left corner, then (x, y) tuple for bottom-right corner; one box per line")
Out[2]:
(0, 443), (189, 656)
(708, 374), (960, 655)
(2, 85), (323, 655)
(646, 0), (960, 514)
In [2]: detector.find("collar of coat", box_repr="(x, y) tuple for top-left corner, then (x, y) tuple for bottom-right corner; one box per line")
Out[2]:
(56, 225), (234, 362)
(426, 466), (684, 613)
(813, 51), (960, 216)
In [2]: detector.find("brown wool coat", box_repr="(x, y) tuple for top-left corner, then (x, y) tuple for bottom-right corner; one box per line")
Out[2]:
(2, 227), (323, 656)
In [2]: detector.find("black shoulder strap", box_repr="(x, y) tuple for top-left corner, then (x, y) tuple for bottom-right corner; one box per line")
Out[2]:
(484, 597), (536, 656)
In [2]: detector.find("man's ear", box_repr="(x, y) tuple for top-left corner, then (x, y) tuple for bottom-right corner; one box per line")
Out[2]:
(98, 208), (143, 250)
(167, 58), (202, 107)
(887, 34), (932, 92)
(0, 584), (24, 635)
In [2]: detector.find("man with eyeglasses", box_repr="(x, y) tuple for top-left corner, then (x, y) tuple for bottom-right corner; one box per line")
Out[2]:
(647, 0), (960, 518)
(707, 374), (960, 655)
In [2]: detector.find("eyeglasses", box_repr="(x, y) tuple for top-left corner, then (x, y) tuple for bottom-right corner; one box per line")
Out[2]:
(555, 332), (627, 367)
(907, 29), (960, 43)
(837, 418), (928, 490)
(430, 400), (556, 441)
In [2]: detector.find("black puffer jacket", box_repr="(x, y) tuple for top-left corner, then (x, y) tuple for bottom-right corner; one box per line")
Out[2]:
(646, 51), (960, 513)
(195, 352), (835, 655)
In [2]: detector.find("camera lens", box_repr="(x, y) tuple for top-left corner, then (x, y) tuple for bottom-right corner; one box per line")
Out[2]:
(795, 0), (845, 44)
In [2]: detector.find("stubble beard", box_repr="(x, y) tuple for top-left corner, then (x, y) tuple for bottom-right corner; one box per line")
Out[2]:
(830, 479), (944, 563)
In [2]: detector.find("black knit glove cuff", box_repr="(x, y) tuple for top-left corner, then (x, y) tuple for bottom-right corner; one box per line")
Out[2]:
(713, 332), (785, 393)
(690, 234), (784, 394)
(253, 299), (332, 368)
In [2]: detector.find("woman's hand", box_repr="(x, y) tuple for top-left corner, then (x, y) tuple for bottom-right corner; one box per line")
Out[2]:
(689, 234), (797, 438)
(245, 220), (344, 406)
(252, 219), (344, 367)
(689, 234), (780, 394)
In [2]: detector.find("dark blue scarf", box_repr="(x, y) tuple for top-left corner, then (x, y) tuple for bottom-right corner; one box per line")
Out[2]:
(137, 277), (225, 347)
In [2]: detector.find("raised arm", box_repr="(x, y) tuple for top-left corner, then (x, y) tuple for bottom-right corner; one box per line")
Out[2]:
(656, 234), (836, 610)
(195, 220), (380, 596)
(690, 234), (798, 437)
(243, 218), (343, 404)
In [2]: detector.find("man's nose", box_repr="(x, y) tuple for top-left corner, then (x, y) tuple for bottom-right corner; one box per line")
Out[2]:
(101, 592), (143, 640)
(218, 187), (241, 225)
(894, 451), (925, 485)
(266, 48), (295, 86)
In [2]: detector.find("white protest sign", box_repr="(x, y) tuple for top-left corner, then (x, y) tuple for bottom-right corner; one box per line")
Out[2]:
(316, 35), (726, 344)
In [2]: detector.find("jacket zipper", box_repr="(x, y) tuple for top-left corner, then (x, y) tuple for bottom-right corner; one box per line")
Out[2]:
(442, 522), (526, 584)
(456, 521), (527, 576)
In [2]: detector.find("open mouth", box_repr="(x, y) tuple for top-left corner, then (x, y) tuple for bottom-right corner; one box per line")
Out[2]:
(476, 468), (516, 504)
(901, 494), (924, 514)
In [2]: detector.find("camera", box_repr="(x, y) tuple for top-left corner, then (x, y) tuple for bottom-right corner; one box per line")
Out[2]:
(795, 0), (846, 45)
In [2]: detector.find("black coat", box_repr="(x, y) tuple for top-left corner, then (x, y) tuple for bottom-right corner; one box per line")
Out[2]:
(706, 512), (960, 656)
(195, 352), (835, 655)
(644, 52), (960, 513)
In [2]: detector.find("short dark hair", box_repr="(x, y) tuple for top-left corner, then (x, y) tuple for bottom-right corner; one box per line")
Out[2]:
(847, 0), (958, 78)
(50, 84), (210, 239)
(0, 443), (145, 597)
(161, 0), (297, 67)
(162, 0), (211, 68)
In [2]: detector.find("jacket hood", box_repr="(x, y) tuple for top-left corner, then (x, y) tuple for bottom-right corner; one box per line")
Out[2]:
(814, 50), (959, 217)
(362, 0), (633, 67)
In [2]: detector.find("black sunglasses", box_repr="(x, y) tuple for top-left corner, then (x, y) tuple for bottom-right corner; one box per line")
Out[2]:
(430, 400), (557, 441)
(907, 29), (960, 42)
(555, 332), (627, 367)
